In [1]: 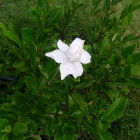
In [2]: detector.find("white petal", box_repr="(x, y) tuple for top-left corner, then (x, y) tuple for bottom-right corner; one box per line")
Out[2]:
(80, 50), (91, 64)
(57, 40), (69, 52)
(69, 38), (85, 54)
(72, 62), (83, 79)
(60, 62), (74, 80)
(45, 49), (67, 63)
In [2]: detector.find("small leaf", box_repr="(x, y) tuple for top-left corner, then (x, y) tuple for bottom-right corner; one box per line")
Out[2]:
(25, 76), (39, 95)
(102, 97), (128, 122)
(132, 53), (140, 64)
(101, 131), (114, 140)
(45, 7), (64, 27)
(75, 80), (93, 89)
(126, 78), (140, 88)
(32, 135), (41, 140)
(12, 122), (28, 136)
(122, 35), (140, 43)
(54, 128), (78, 140)
(111, 54), (121, 66)
(130, 65), (140, 76)
(112, 0), (122, 5)
(121, 44), (135, 58)
(63, 133), (78, 140)
(12, 135), (25, 140)
(71, 93), (88, 114)
(38, 76), (46, 91)
(22, 28), (36, 42)
(104, 0), (110, 10)
(0, 119), (9, 131)
(0, 134), (9, 140)
(3, 30), (21, 46)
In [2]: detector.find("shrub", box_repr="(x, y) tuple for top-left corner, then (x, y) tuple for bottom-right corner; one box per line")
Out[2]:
(0, 0), (140, 139)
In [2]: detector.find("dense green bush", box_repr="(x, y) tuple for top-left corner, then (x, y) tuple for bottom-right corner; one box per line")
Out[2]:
(0, 0), (140, 139)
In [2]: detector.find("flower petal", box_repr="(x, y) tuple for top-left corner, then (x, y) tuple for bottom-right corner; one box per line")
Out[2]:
(72, 62), (83, 78)
(69, 38), (85, 54)
(57, 40), (69, 52)
(60, 62), (74, 80)
(80, 50), (91, 64)
(45, 49), (67, 63)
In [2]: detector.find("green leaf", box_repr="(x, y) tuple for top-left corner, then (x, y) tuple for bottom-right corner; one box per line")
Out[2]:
(75, 80), (94, 89)
(28, 120), (37, 132)
(25, 76), (39, 95)
(0, 134), (9, 140)
(84, 123), (102, 140)
(104, 0), (110, 10)
(102, 97), (128, 122)
(2, 29), (21, 46)
(120, 5), (131, 19)
(111, 54), (121, 66)
(32, 135), (41, 140)
(0, 119), (9, 131)
(45, 7), (64, 27)
(0, 22), (21, 46)
(12, 135), (25, 140)
(100, 35), (110, 56)
(71, 93), (88, 114)
(13, 61), (27, 72)
(38, 0), (49, 14)
(101, 131), (114, 140)
(22, 28), (36, 42)
(112, 0), (122, 5)
(54, 128), (78, 140)
(38, 76), (46, 91)
(126, 78), (140, 88)
(9, 45), (23, 60)
(132, 53), (140, 64)
(38, 64), (48, 80)
(132, 0), (140, 6)
(12, 122), (28, 136)
(121, 44), (135, 58)
(130, 65), (140, 76)
(54, 128), (63, 140)
(0, 22), (6, 30)
(63, 133), (78, 140)
(122, 35), (140, 43)
(121, 13), (132, 27)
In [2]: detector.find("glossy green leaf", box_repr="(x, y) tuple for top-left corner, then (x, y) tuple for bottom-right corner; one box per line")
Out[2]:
(126, 78), (140, 88)
(25, 76), (39, 95)
(54, 128), (78, 140)
(75, 80), (94, 89)
(0, 119), (9, 131)
(71, 93), (88, 114)
(12, 122), (28, 136)
(3, 30), (21, 46)
(130, 65), (140, 76)
(0, 23), (21, 46)
(22, 28), (36, 42)
(121, 44), (135, 58)
(102, 97), (128, 122)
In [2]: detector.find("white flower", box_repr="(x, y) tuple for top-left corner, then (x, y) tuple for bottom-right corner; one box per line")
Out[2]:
(45, 38), (91, 80)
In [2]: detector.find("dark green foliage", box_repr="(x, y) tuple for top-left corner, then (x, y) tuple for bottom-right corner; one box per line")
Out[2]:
(0, 0), (140, 139)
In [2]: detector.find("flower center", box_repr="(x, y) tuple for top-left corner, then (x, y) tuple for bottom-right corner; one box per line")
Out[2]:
(66, 51), (81, 62)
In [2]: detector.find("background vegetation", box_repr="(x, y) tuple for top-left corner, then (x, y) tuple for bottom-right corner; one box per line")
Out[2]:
(0, 0), (140, 140)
